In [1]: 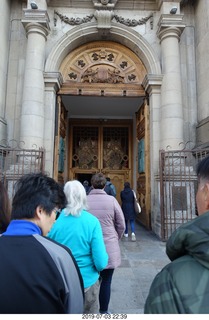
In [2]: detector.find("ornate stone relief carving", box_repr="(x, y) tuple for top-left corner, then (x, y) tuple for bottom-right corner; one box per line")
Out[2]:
(54, 9), (153, 30)
(93, 0), (116, 9)
(114, 13), (153, 28)
(54, 10), (94, 26)
(94, 10), (114, 29)
(59, 42), (146, 96)
(81, 66), (125, 84)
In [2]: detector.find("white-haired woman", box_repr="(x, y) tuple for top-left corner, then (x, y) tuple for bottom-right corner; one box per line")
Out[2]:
(48, 180), (108, 314)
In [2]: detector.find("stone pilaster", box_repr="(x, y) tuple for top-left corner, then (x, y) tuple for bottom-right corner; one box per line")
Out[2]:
(157, 14), (185, 149)
(0, 0), (10, 144)
(20, 9), (50, 148)
(142, 74), (163, 234)
(43, 72), (63, 176)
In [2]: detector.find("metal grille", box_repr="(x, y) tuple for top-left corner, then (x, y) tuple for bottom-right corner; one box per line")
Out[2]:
(160, 148), (209, 240)
(103, 127), (129, 169)
(72, 127), (99, 169)
(0, 142), (45, 199)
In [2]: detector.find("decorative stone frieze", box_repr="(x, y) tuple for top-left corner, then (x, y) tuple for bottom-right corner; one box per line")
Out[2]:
(54, 10), (94, 26)
(114, 13), (153, 28)
(54, 10), (153, 31)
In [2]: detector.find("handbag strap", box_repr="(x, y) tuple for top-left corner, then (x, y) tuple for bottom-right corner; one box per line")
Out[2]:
(132, 189), (137, 200)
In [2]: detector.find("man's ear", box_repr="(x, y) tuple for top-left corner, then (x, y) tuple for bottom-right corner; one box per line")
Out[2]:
(35, 206), (43, 220)
(204, 183), (209, 208)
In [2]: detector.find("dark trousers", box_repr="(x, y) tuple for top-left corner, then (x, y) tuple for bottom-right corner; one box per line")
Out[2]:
(99, 268), (114, 313)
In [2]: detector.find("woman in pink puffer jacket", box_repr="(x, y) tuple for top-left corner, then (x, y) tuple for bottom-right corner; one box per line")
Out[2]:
(87, 173), (125, 314)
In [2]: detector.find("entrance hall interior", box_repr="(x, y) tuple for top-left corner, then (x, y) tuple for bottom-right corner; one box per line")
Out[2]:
(60, 95), (145, 205)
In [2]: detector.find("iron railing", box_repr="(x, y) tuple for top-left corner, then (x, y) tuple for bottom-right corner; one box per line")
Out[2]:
(160, 146), (209, 240)
(0, 140), (45, 199)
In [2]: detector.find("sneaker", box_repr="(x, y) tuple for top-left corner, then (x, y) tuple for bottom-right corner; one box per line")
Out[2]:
(123, 233), (128, 238)
(131, 233), (136, 241)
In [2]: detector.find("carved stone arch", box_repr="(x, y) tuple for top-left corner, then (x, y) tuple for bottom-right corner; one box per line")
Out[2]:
(59, 41), (147, 95)
(61, 41), (146, 81)
(45, 22), (161, 76)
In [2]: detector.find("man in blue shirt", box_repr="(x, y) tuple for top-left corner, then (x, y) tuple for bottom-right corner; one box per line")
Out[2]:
(0, 172), (84, 314)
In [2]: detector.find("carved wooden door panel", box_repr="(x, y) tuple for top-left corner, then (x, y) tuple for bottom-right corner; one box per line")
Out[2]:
(101, 125), (131, 204)
(68, 119), (132, 202)
(136, 99), (151, 229)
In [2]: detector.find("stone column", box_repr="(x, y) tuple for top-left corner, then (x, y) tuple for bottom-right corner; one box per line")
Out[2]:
(0, 0), (10, 144)
(20, 9), (50, 148)
(157, 15), (185, 149)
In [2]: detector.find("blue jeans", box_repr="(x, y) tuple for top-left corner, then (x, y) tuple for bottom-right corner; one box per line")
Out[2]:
(125, 219), (135, 234)
(99, 269), (114, 313)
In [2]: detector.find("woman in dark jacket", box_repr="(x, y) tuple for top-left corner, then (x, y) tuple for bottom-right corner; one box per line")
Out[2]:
(120, 182), (136, 241)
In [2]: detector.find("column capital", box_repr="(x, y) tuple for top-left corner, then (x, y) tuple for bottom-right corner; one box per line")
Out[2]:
(157, 14), (185, 41)
(142, 74), (163, 95)
(44, 72), (63, 92)
(22, 9), (50, 38)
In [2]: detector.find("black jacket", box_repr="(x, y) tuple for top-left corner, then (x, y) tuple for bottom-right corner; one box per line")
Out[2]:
(120, 187), (136, 220)
(0, 221), (84, 314)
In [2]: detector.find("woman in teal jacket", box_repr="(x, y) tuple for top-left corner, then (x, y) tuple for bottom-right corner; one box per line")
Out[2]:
(48, 180), (108, 314)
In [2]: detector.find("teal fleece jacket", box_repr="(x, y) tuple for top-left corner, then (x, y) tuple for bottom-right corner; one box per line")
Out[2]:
(48, 209), (108, 288)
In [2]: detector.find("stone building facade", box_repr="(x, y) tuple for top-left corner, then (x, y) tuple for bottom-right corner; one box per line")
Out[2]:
(0, 0), (208, 238)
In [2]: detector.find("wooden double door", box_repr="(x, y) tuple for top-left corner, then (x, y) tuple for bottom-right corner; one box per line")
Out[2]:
(68, 119), (132, 204)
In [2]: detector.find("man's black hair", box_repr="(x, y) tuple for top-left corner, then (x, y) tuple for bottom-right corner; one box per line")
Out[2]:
(196, 155), (209, 181)
(124, 182), (130, 188)
(11, 172), (66, 220)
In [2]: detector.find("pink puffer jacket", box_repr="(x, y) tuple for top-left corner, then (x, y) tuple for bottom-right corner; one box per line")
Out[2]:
(87, 189), (125, 269)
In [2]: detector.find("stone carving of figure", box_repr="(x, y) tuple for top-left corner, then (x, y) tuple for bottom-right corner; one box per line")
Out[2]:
(81, 68), (98, 83)
(107, 68), (125, 83)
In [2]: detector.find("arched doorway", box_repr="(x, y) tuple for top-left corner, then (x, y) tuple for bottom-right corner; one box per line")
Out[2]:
(54, 41), (151, 219)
